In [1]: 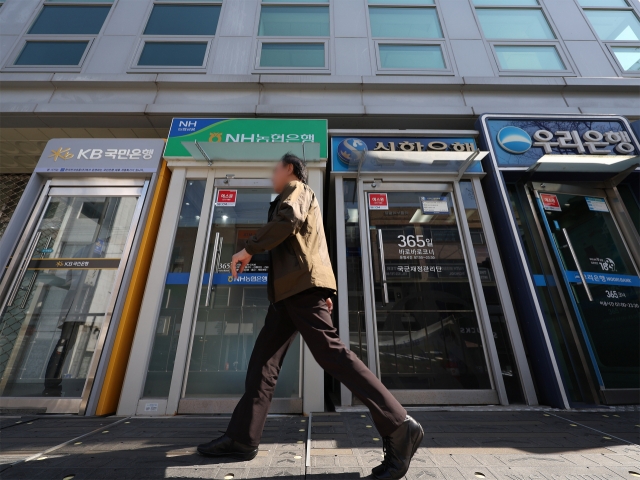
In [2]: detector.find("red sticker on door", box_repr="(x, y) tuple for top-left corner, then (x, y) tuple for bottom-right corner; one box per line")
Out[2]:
(540, 193), (561, 212)
(368, 193), (389, 210)
(216, 189), (237, 206)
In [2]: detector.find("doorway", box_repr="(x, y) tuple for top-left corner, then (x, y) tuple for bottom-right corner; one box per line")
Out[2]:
(531, 183), (640, 404)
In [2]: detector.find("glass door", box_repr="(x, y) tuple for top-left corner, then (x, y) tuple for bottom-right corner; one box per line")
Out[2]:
(533, 184), (640, 392)
(0, 187), (143, 411)
(361, 184), (493, 393)
(181, 185), (300, 402)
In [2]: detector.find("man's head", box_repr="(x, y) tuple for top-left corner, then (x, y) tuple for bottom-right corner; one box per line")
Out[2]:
(271, 153), (308, 193)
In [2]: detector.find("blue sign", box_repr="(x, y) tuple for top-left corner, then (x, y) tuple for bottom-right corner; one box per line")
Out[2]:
(165, 272), (267, 285)
(478, 115), (639, 167)
(331, 136), (479, 172)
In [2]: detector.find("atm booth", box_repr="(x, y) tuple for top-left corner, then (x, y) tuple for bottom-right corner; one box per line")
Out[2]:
(477, 114), (640, 408)
(0, 139), (166, 415)
(329, 131), (538, 407)
(118, 118), (328, 416)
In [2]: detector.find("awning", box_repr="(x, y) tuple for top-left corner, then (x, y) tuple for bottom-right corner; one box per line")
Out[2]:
(527, 154), (640, 173)
(181, 141), (322, 163)
(351, 150), (489, 176)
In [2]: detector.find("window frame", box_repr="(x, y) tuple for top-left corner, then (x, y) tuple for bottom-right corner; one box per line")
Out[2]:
(128, 0), (223, 73)
(489, 41), (573, 74)
(575, 0), (640, 76)
(365, 0), (456, 76)
(373, 39), (452, 75)
(2, 0), (115, 72)
(468, 0), (577, 76)
(253, 0), (332, 74)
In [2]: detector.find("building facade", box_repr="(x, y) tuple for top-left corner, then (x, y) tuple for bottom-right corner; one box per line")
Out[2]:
(0, 0), (639, 416)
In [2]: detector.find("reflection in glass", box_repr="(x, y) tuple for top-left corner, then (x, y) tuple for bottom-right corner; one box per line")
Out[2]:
(369, 7), (443, 38)
(184, 188), (300, 398)
(476, 9), (555, 39)
(0, 195), (138, 398)
(541, 193), (640, 389)
(368, 191), (491, 390)
(584, 9), (640, 40)
(343, 180), (368, 365)
(143, 180), (206, 397)
(260, 43), (325, 67)
(258, 6), (330, 36)
(495, 45), (565, 70)
(379, 44), (446, 69)
(138, 42), (208, 67)
(612, 46), (640, 71)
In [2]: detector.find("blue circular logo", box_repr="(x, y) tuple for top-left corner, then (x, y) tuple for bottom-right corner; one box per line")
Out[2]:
(497, 126), (532, 154)
(337, 138), (367, 167)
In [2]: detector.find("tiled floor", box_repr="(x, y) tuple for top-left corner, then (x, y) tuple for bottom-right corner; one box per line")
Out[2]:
(1, 409), (639, 479)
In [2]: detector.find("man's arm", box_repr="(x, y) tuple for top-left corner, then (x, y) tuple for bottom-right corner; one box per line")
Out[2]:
(244, 182), (310, 255)
(230, 182), (310, 278)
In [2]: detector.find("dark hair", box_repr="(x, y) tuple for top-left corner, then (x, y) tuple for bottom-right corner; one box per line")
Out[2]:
(281, 153), (308, 184)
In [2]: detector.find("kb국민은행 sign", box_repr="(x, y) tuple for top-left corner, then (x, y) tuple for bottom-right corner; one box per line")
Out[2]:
(35, 139), (165, 173)
(165, 118), (328, 160)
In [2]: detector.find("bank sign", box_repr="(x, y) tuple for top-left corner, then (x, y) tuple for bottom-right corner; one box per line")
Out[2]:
(478, 115), (639, 167)
(165, 118), (328, 160)
(331, 135), (478, 172)
(35, 139), (165, 173)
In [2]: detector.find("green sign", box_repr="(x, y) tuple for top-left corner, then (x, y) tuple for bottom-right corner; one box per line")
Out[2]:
(165, 118), (328, 159)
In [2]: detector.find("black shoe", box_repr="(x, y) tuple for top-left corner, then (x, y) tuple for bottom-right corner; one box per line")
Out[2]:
(197, 434), (258, 460)
(371, 415), (424, 479)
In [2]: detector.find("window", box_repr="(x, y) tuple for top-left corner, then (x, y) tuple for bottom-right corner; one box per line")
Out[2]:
(134, 1), (222, 69)
(578, 0), (640, 74)
(368, 0), (449, 73)
(256, 1), (330, 71)
(9, 0), (113, 69)
(473, 0), (569, 73)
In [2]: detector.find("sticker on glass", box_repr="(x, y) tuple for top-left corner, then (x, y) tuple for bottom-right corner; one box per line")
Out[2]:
(216, 189), (237, 206)
(540, 193), (561, 212)
(368, 193), (388, 210)
(585, 197), (609, 213)
(420, 196), (449, 215)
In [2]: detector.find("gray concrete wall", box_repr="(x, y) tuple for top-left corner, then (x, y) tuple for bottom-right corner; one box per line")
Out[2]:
(0, 0), (638, 127)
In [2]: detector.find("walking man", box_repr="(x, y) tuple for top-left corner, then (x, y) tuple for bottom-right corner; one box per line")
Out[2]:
(197, 154), (423, 479)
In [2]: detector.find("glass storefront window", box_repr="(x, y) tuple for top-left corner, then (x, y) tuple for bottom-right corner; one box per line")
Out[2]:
(142, 180), (206, 398)
(618, 183), (640, 234)
(0, 195), (138, 398)
(460, 181), (524, 403)
(343, 180), (368, 366)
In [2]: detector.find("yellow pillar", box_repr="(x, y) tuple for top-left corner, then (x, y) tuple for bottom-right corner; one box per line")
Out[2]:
(95, 161), (171, 415)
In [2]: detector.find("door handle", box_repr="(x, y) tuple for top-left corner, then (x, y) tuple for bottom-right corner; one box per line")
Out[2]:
(562, 228), (593, 302)
(7, 231), (42, 307)
(377, 229), (389, 305)
(205, 233), (222, 307)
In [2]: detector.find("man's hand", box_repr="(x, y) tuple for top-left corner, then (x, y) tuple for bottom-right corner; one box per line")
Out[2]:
(325, 297), (333, 315)
(230, 249), (252, 279)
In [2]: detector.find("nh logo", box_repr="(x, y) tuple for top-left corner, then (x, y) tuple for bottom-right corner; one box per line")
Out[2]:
(179, 121), (197, 128)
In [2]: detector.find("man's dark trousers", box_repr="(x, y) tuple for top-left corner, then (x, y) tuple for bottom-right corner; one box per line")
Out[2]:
(226, 288), (407, 447)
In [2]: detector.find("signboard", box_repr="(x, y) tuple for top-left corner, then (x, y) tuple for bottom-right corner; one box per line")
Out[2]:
(215, 189), (237, 206)
(35, 139), (165, 174)
(165, 118), (328, 160)
(420, 196), (449, 215)
(368, 193), (389, 210)
(331, 135), (479, 173)
(540, 193), (561, 212)
(478, 115), (639, 168)
(585, 197), (609, 212)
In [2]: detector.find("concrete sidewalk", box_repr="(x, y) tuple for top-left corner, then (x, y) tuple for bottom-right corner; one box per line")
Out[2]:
(0, 407), (639, 479)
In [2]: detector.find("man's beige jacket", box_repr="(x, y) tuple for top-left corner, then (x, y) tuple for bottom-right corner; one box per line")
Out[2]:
(244, 180), (337, 303)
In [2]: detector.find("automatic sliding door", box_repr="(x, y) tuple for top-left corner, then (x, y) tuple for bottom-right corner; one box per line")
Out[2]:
(364, 188), (492, 391)
(0, 189), (141, 407)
